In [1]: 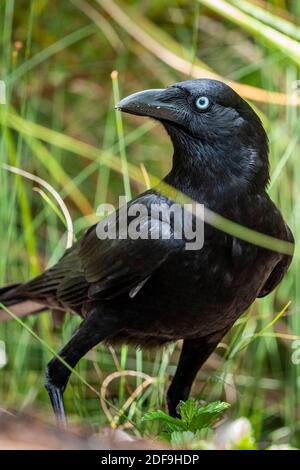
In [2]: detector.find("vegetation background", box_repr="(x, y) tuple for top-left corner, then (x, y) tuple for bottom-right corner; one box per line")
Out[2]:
(0, 0), (299, 448)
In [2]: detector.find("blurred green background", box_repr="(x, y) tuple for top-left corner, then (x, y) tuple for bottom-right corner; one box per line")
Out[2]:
(0, 0), (299, 448)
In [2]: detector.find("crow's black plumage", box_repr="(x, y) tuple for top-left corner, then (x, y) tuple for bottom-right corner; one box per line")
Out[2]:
(0, 79), (294, 424)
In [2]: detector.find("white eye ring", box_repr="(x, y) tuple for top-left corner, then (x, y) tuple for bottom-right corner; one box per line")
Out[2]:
(195, 96), (210, 110)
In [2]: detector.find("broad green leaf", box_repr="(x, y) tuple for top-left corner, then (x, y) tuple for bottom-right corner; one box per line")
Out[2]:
(142, 410), (183, 430)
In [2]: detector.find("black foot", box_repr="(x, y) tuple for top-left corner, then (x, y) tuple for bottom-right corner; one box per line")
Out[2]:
(43, 309), (119, 426)
(45, 370), (67, 428)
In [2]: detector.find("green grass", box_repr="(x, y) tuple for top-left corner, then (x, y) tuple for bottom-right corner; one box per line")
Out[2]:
(0, 0), (299, 448)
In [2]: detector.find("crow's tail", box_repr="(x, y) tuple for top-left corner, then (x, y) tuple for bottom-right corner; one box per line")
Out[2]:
(0, 283), (46, 322)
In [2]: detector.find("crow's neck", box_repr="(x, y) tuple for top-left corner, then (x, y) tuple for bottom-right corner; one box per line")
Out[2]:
(163, 126), (269, 205)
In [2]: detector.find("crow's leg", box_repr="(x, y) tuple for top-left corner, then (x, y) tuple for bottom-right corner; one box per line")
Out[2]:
(45, 308), (120, 427)
(167, 328), (228, 417)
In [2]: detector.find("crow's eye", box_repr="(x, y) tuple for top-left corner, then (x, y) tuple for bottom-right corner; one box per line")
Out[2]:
(195, 96), (210, 111)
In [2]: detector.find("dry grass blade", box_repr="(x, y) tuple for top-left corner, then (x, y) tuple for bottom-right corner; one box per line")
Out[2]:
(230, 0), (300, 41)
(100, 370), (155, 429)
(200, 0), (300, 67)
(140, 163), (151, 190)
(97, 0), (300, 106)
(1, 163), (74, 248)
(70, 0), (123, 52)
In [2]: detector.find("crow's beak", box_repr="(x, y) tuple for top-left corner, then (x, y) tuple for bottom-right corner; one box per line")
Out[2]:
(116, 88), (178, 122)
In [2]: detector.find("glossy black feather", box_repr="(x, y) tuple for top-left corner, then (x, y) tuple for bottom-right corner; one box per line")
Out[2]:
(0, 78), (294, 419)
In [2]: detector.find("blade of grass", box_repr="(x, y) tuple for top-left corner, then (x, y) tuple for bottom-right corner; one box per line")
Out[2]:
(0, 303), (139, 428)
(189, 0), (201, 77)
(111, 70), (131, 201)
(269, 132), (300, 190)
(25, 136), (93, 215)
(3, 128), (40, 274)
(0, 303), (98, 395)
(1, 163), (74, 248)
(6, 24), (99, 86)
(199, 0), (300, 66)
(229, 0), (300, 42)
(70, 0), (123, 52)
(97, 0), (300, 106)
(231, 300), (291, 356)
(110, 72), (131, 403)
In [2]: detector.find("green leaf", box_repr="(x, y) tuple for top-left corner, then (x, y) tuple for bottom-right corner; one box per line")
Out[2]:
(178, 399), (197, 426)
(182, 400), (230, 433)
(143, 400), (230, 438)
(142, 410), (183, 431)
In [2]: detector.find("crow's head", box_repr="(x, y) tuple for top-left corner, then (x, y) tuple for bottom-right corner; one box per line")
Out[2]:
(117, 79), (269, 192)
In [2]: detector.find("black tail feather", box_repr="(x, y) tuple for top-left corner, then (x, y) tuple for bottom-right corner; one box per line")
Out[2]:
(0, 283), (46, 322)
(0, 283), (25, 305)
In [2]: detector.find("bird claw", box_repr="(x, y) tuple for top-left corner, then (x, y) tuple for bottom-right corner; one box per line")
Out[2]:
(45, 378), (67, 429)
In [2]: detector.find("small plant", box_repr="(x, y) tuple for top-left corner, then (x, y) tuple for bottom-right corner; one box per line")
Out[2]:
(143, 399), (230, 447)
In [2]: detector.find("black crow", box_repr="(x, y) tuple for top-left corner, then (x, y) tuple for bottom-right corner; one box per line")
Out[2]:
(0, 79), (294, 425)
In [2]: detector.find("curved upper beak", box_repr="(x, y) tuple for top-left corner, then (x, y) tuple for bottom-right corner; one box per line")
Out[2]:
(116, 88), (178, 122)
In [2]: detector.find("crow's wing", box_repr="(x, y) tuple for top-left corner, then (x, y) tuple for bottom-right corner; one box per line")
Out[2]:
(22, 193), (184, 307)
(76, 195), (184, 300)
